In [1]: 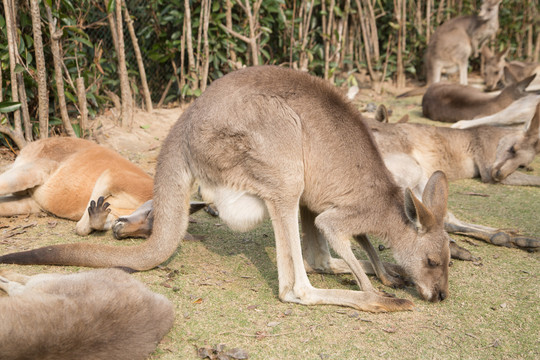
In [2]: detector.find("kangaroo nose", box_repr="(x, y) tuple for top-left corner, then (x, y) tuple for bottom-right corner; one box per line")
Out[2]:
(439, 291), (447, 301)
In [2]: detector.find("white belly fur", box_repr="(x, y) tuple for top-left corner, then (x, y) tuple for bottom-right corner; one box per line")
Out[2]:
(200, 186), (268, 232)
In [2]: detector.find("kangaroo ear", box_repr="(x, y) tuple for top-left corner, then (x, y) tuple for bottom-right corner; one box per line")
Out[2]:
(421, 171), (448, 222)
(503, 66), (517, 85)
(517, 73), (536, 92)
(404, 188), (435, 233)
(526, 103), (540, 140)
(481, 45), (493, 58)
(375, 105), (388, 123)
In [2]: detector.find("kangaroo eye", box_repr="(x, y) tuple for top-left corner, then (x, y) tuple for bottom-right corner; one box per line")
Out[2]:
(427, 258), (440, 268)
(508, 145), (516, 154)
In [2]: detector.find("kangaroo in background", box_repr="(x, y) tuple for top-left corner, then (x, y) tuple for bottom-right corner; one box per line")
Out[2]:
(482, 46), (540, 91)
(0, 66), (451, 311)
(0, 137), (206, 238)
(367, 104), (540, 251)
(397, 0), (502, 98)
(0, 268), (174, 360)
(425, 0), (501, 86)
(422, 71), (538, 122)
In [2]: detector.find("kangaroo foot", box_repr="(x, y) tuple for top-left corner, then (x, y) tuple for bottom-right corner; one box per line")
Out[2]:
(455, 230), (540, 252)
(88, 196), (111, 231)
(450, 241), (476, 261)
(379, 264), (412, 289)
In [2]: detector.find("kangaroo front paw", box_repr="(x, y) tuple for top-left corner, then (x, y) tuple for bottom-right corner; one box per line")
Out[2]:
(88, 196), (111, 231)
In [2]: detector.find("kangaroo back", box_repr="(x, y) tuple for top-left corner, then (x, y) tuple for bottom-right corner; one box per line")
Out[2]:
(0, 268), (174, 360)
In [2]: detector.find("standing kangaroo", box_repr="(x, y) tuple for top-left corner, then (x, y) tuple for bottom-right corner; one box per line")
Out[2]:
(482, 46), (540, 91)
(422, 72), (538, 122)
(0, 66), (451, 311)
(425, 0), (501, 85)
(0, 268), (174, 360)
(368, 104), (540, 251)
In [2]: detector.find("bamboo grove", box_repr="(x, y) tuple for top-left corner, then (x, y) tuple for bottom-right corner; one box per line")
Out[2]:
(0, 0), (538, 148)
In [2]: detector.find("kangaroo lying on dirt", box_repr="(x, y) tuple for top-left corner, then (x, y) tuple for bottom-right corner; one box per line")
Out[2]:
(0, 66), (452, 311)
(482, 46), (540, 91)
(425, 0), (501, 86)
(0, 137), (153, 236)
(0, 268), (174, 360)
(367, 104), (540, 252)
(422, 72), (538, 122)
(0, 137), (205, 239)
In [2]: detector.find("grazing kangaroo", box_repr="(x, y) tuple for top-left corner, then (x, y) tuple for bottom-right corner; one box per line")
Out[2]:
(482, 46), (540, 91)
(422, 71), (538, 122)
(0, 66), (452, 311)
(0, 268), (174, 360)
(425, 0), (501, 86)
(0, 137), (205, 238)
(367, 103), (540, 251)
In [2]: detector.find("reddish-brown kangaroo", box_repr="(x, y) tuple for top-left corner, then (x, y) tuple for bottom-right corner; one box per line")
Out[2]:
(422, 72), (538, 122)
(0, 137), (205, 239)
(0, 268), (174, 360)
(0, 66), (451, 312)
(368, 104), (540, 252)
(0, 137), (153, 236)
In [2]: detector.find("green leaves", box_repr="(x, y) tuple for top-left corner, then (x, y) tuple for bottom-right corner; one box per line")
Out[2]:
(0, 101), (22, 113)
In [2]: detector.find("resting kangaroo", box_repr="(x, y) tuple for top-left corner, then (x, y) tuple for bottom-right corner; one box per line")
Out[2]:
(0, 137), (205, 238)
(482, 46), (540, 91)
(0, 268), (174, 360)
(422, 71), (538, 122)
(425, 0), (501, 86)
(367, 104), (540, 252)
(0, 66), (451, 311)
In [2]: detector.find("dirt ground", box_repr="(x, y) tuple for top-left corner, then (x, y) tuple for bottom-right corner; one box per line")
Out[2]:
(1, 79), (538, 359)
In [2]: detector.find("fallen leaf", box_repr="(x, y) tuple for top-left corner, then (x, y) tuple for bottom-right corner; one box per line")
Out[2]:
(382, 326), (397, 333)
(267, 321), (280, 327)
(193, 297), (203, 304)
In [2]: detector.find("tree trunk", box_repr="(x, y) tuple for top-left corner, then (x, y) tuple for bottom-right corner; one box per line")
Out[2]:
(200, 0), (211, 92)
(17, 73), (32, 142)
(115, 0), (133, 129)
(29, 0), (49, 139)
(3, 0), (23, 141)
(76, 77), (88, 137)
(184, 0), (197, 90)
(45, 4), (76, 137)
(124, 6), (153, 112)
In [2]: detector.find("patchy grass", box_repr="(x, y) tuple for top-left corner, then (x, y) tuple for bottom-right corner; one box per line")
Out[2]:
(1, 96), (539, 359)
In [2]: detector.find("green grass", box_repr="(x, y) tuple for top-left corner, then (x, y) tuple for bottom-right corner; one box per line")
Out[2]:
(1, 96), (539, 359)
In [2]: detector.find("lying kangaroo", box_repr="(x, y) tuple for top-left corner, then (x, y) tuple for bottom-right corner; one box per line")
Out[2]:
(0, 66), (451, 311)
(0, 137), (206, 238)
(482, 46), (540, 91)
(422, 71), (538, 122)
(451, 92), (540, 129)
(425, 0), (502, 86)
(0, 137), (153, 236)
(367, 104), (540, 251)
(0, 268), (174, 360)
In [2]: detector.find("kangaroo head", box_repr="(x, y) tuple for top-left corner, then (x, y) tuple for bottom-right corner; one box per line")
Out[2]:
(482, 46), (509, 91)
(478, 0), (502, 20)
(395, 171), (450, 302)
(492, 103), (540, 181)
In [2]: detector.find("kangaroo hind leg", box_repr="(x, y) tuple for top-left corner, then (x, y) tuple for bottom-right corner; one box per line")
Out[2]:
(0, 159), (56, 196)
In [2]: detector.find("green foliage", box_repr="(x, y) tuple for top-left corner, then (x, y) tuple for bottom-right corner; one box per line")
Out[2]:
(0, 0), (537, 137)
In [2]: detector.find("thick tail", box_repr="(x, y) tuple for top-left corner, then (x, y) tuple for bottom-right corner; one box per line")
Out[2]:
(0, 132), (194, 271)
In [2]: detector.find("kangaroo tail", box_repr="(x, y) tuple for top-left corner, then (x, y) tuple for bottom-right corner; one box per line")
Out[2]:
(396, 86), (428, 98)
(0, 127), (194, 271)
